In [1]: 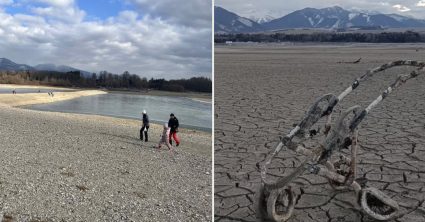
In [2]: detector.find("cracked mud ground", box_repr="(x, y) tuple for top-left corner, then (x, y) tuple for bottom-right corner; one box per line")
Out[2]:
(214, 44), (425, 222)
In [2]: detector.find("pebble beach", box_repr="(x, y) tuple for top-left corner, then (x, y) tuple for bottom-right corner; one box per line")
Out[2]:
(0, 87), (212, 221)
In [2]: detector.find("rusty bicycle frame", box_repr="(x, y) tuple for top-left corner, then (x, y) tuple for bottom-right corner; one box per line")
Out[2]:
(255, 60), (425, 221)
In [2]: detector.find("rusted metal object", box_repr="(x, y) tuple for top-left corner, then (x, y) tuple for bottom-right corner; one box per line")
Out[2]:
(256, 61), (425, 221)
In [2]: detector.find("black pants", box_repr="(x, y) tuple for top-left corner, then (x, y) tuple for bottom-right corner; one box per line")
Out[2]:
(140, 125), (149, 141)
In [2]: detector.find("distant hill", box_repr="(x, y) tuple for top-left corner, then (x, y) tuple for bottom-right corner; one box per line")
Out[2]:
(0, 58), (34, 71)
(0, 58), (91, 77)
(34, 64), (92, 77)
(34, 63), (79, 72)
(214, 6), (264, 33)
(215, 6), (425, 33)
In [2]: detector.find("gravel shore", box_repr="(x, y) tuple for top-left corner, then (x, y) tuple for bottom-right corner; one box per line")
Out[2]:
(0, 104), (212, 221)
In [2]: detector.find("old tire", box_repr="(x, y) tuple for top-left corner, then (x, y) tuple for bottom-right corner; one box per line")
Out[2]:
(266, 187), (296, 222)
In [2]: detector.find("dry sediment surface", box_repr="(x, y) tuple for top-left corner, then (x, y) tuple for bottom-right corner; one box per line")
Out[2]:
(215, 44), (425, 221)
(0, 104), (212, 221)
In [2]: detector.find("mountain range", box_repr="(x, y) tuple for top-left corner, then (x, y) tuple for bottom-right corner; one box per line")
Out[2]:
(215, 6), (425, 33)
(215, 6), (264, 33)
(0, 58), (91, 76)
(0, 58), (34, 71)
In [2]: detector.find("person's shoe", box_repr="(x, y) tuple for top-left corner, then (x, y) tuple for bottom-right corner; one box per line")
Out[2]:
(176, 143), (179, 147)
(145, 140), (148, 142)
(169, 140), (173, 145)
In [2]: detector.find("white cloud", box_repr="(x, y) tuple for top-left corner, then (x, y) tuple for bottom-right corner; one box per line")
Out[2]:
(0, 0), (13, 5)
(128, 0), (211, 28)
(0, 1), (211, 79)
(28, 0), (85, 23)
(393, 4), (411, 12)
(30, 6), (85, 23)
(35, 0), (74, 7)
(417, 0), (425, 6)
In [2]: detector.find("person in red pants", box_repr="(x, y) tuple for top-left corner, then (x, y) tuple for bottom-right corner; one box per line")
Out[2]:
(168, 113), (180, 146)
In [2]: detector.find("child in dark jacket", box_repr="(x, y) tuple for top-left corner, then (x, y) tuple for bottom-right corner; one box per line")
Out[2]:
(140, 110), (149, 142)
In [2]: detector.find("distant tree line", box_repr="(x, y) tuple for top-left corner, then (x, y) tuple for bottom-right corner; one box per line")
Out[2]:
(215, 31), (425, 43)
(0, 70), (211, 93)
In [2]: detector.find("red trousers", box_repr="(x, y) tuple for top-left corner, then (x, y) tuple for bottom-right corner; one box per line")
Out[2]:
(169, 131), (180, 145)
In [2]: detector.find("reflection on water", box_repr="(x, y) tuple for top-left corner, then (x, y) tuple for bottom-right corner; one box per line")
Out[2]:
(27, 93), (212, 132)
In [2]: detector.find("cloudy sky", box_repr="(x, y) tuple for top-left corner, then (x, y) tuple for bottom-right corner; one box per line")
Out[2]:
(0, 0), (212, 79)
(215, 0), (425, 20)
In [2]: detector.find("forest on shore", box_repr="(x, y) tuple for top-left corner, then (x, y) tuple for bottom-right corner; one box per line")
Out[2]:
(0, 70), (212, 93)
(215, 31), (425, 43)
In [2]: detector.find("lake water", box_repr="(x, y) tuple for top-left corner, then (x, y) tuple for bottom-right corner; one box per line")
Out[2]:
(26, 93), (212, 132)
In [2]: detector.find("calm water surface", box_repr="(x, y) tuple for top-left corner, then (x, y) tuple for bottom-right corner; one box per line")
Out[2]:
(27, 93), (212, 132)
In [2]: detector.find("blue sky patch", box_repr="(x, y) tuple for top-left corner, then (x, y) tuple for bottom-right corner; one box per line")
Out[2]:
(3, 0), (139, 21)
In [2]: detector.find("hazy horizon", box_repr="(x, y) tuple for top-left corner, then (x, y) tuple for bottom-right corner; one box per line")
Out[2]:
(0, 56), (210, 80)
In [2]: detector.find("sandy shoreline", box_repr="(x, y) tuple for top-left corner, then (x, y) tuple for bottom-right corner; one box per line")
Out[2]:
(0, 84), (74, 90)
(0, 90), (107, 107)
(0, 102), (212, 221)
(0, 84), (212, 103)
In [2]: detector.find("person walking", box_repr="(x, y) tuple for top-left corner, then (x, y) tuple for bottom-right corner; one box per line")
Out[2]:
(168, 113), (180, 146)
(158, 123), (174, 151)
(140, 110), (150, 142)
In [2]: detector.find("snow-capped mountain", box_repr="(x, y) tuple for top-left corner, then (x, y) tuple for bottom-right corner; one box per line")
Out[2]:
(214, 6), (264, 33)
(0, 58), (34, 71)
(215, 6), (425, 33)
(264, 6), (352, 29)
(249, 15), (275, 24)
(263, 6), (425, 30)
